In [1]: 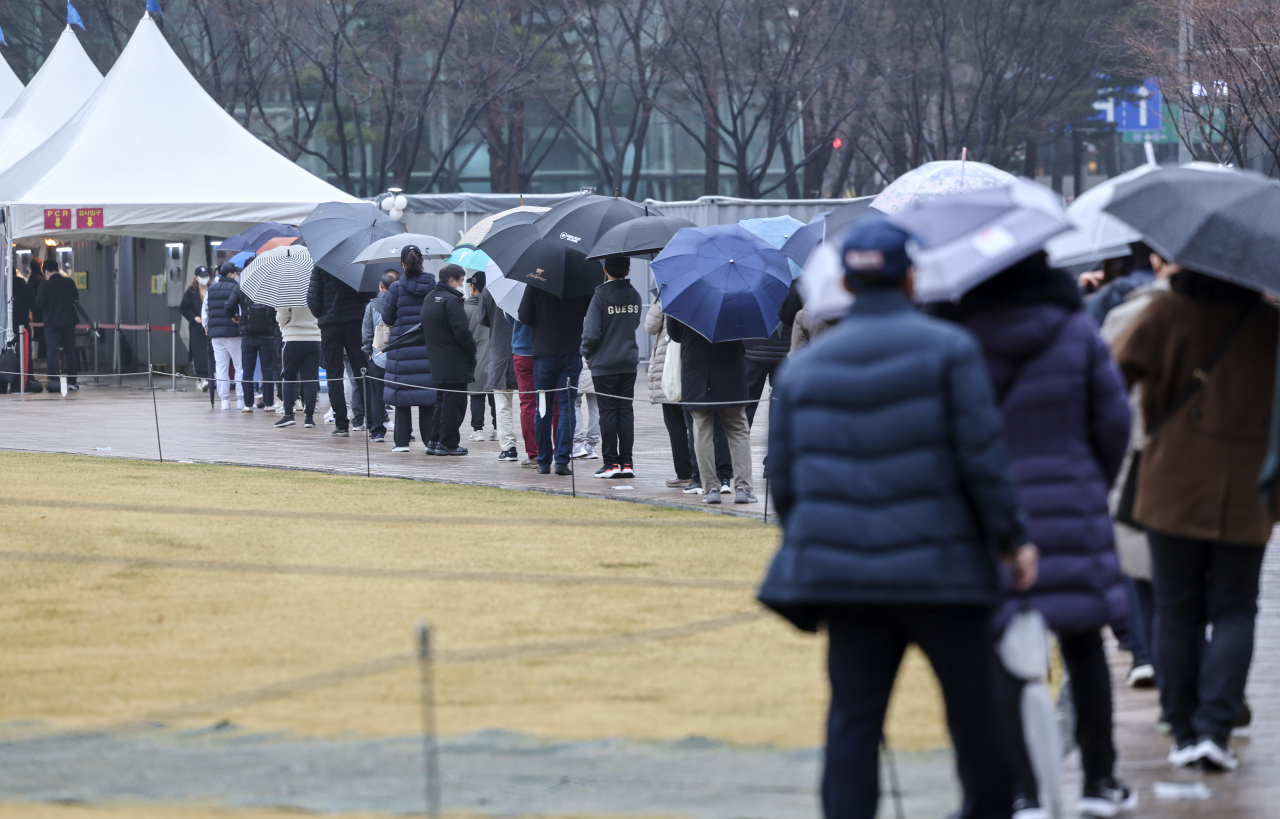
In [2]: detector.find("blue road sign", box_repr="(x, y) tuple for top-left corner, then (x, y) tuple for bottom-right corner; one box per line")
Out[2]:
(1093, 77), (1163, 132)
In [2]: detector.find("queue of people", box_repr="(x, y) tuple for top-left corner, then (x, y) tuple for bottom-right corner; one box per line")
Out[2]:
(758, 212), (1278, 819)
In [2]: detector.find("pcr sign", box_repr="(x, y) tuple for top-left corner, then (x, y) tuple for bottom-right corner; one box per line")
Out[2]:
(77, 207), (104, 229)
(44, 208), (71, 230)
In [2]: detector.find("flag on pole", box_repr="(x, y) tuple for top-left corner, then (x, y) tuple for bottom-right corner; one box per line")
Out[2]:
(146, 0), (164, 16)
(67, 2), (85, 29)
(0, 25), (6, 46)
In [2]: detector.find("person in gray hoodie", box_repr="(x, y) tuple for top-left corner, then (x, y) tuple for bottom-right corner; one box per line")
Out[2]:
(360, 269), (398, 442)
(580, 256), (642, 478)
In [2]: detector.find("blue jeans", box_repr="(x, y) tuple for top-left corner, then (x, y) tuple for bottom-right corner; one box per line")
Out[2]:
(533, 354), (581, 466)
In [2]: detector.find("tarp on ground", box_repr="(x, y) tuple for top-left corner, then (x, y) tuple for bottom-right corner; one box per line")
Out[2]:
(0, 14), (357, 241)
(0, 26), (101, 178)
(0, 49), (24, 114)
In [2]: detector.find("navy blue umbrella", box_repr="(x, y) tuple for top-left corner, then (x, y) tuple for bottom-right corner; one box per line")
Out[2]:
(219, 222), (301, 254)
(651, 224), (792, 342)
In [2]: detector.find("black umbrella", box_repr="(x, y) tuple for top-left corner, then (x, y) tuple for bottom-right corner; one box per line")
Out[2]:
(586, 215), (696, 259)
(478, 222), (600, 298)
(1103, 165), (1280, 292)
(823, 196), (877, 242)
(533, 194), (659, 253)
(299, 202), (404, 291)
(383, 323), (423, 354)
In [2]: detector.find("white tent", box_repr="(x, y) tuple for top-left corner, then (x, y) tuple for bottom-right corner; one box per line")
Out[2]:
(0, 50), (24, 114)
(0, 14), (357, 240)
(0, 26), (101, 178)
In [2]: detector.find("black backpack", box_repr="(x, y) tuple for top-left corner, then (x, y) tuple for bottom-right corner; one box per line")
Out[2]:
(244, 301), (277, 336)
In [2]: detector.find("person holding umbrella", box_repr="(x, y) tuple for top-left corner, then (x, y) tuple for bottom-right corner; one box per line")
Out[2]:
(382, 246), (437, 453)
(307, 266), (371, 437)
(758, 215), (1034, 819)
(580, 256), (643, 478)
(516, 280), (593, 475)
(420, 264), (477, 456)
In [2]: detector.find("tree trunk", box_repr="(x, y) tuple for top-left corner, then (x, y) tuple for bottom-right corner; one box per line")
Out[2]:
(1051, 129), (1065, 194)
(1071, 126), (1086, 197)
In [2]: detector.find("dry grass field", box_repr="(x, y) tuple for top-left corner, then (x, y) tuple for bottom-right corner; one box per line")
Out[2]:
(0, 451), (951, 817)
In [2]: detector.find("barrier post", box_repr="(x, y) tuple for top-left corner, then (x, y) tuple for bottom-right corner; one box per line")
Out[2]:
(170, 326), (178, 391)
(114, 325), (122, 387)
(92, 323), (100, 385)
(145, 326), (154, 390)
(18, 325), (25, 395)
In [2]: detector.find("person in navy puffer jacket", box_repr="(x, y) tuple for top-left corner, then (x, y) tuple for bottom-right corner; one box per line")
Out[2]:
(759, 215), (1033, 819)
(937, 251), (1133, 817)
(381, 245), (437, 452)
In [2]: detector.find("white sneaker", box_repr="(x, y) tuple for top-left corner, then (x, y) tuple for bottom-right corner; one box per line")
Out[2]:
(1126, 663), (1155, 688)
(220, 400), (230, 410)
(584, 444), (600, 459)
(488, 429), (498, 441)
(1168, 740), (1199, 769)
(197, 379), (208, 392)
(1195, 736), (1238, 771)
(391, 446), (411, 453)
(468, 430), (486, 442)
(240, 405), (254, 412)
(352, 423), (367, 432)
(571, 443), (590, 459)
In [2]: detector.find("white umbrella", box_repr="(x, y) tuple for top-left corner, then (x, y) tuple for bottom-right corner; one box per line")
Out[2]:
(871, 158), (1017, 214)
(796, 242), (851, 322)
(483, 259), (526, 317)
(890, 178), (1073, 303)
(354, 233), (453, 264)
(241, 245), (313, 308)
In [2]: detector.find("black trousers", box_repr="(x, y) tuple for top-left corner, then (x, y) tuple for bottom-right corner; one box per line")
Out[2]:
(44, 324), (78, 386)
(826, 606), (1011, 819)
(431, 383), (468, 449)
(997, 629), (1115, 794)
(1149, 531), (1266, 743)
(365, 362), (387, 436)
(662, 403), (694, 480)
(394, 404), (434, 449)
(188, 321), (209, 378)
(470, 392), (496, 430)
(594, 372), (636, 466)
(320, 323), (367, 430)
(745, 356), (778, 426)
(686, 408), (731, 484)
(241, 335), (276, 406)
(280, 340), (319, 421)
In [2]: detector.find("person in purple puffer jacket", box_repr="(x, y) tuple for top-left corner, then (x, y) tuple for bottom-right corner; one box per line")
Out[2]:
(935, 250), (1133, 819)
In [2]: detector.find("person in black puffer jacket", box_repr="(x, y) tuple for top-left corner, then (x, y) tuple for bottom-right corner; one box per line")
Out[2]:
(420, 264), (476, 455)
(307, 266), (372, 435)
(227, 284), (279, 410)
(743, 279), (801, 426)
(204, 263), (244, 409)
(33, 257), (81, 391)
(381, 245), (438, 451)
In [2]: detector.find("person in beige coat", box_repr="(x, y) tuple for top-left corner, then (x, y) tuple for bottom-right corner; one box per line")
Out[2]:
(646, 298), (693, 486)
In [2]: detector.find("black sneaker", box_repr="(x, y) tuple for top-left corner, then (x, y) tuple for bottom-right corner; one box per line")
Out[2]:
(719, 478), (732, 495)
(426, 440), (441, 455)
(1079, 777), (1137, 817)
(537, 464), (551, 474)
(370, 433), (385, 443)
(331, 428), (350, 437)
(498, 447), (519, 461)
(554, 463), (572, 476)
(303, 418), (316, 428)
(1195, 736), (1238, 771)
(682, 480), (704, 495)
(438, 445), (468, 456)
(595, 464), (621, 479)
(68, 384), (79, 391)
(617, 462), (635, 478)
(274, 417), (296, 428)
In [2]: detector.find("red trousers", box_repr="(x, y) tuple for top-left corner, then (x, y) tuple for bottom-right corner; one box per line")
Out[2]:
(514, 354), (556, 459)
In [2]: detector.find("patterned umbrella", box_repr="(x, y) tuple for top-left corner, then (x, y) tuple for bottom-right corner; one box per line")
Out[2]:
(871, 159), (1016, 214)
(240, 246), (313, 308)
(456, 206), (550, 249)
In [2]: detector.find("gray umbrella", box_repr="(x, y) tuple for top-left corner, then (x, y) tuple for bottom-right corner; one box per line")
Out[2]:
(299, 202), (404, 291)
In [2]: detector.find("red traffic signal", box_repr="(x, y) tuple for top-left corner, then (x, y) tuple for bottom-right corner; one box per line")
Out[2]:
(832, 137), (844, 150)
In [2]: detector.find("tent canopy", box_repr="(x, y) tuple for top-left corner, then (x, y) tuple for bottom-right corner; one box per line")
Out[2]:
(0, 50), (24, 114)
(0, 26), (101, 179)
(0, 14), (357, 240)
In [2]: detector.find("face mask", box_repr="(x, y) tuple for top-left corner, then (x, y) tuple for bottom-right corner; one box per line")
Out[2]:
(197, 276), (210, 286)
